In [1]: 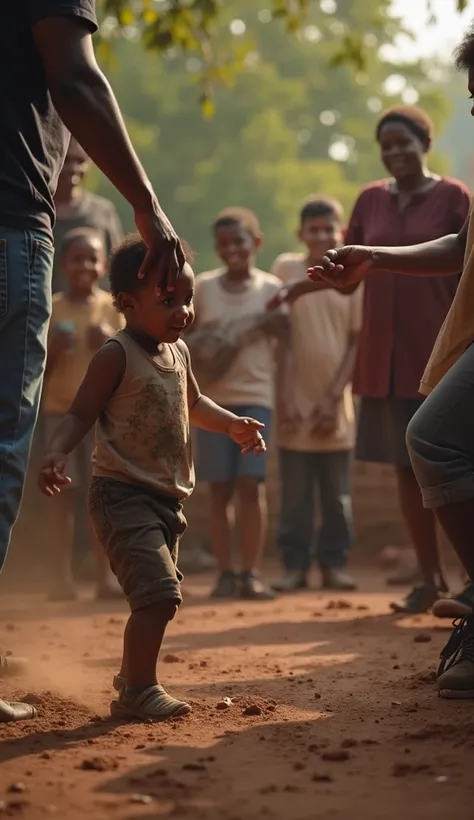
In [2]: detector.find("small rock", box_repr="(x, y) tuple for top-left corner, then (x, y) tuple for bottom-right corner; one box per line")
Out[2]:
(130, 794), (153, 805)
(200, 660), (208, 668)
(435, 776), (449, 784)
(321, 750), (351, 762)
(294, 762), (305, 771)
(163, 653), (181, 663)
(413, 634), (432, 644)
(79, 756), (118, 772)
(216, 698), (233, 711)
(341, 739), (358, 749)
(8, 783), (26, 794)
(314, 693), (322, 700)
(312, 773), (333, 783)
(391, 700), (402, 706)
(244, 704), (262, 716)
(40, 751), (52, 760)
(182, 762), (207, 771)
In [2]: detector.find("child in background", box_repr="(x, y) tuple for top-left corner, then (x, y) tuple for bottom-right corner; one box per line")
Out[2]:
(43, 228), (124, 601)
(271, 197), (363, 592)
(192, 208), (284, 600)
(39, 235), (266, 721)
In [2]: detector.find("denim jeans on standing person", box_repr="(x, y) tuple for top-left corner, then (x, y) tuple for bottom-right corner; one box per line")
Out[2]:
(277, 449), (354, 572)
(0, 227), (53, 571)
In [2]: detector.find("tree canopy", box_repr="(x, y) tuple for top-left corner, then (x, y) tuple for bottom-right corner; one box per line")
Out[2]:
(97, 0), (470, 106)
(90, 0), (456, 272)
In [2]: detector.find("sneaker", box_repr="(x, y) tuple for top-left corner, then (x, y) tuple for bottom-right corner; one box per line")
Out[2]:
(211, 570), (237, 599)
(438, 615), (474, 699)
(111, 684), (192, 722)
(240, 571), (276, 601)
(272, 570), (308, 593)
(321, 568), (358, 591)
(390, 583), (442, 614)
(433, 581), (474, 620)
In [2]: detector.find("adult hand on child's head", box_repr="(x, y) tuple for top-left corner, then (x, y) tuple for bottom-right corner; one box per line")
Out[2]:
(227, 417), (266, 455)
(38, 453), (71, 497)
(308, 246), (374, 289)
(134, 203), (186, 295)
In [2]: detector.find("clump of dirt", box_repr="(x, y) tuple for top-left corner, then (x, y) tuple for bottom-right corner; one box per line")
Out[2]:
(392, 762), (432, 777)
(79, 756), (119, 772)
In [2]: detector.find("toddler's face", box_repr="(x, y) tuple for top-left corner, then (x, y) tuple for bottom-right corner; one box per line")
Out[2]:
(63, 237), (105, 295)
(129, 262), (195, 343)
(299, 217), (343, 259)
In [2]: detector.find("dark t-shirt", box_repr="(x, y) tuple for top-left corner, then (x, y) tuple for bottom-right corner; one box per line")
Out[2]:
(345, 178), (471, 399)
(0, 1), (98, 236)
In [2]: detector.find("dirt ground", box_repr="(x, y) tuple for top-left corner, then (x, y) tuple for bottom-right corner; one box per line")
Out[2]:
(0, 569), (473, 820)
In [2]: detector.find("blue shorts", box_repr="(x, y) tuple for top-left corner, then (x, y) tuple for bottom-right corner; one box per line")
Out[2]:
(195, 405), (271, 484)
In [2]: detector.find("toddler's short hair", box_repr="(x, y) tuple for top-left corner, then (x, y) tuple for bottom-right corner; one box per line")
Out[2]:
(213, 207), (261, 239)
(109, 233), (193, 306)
(299, 196), (344, 226)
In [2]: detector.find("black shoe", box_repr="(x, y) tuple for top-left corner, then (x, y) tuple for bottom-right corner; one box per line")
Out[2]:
(240, 571), (276, 601)
(390, 583), (442, 614)
(433, 581), (474, 619)
(438, 614), (474, 698)
(211, 571), (237, 599)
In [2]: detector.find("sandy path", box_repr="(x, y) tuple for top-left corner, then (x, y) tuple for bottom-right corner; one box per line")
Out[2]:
(0, 571), (472, 820)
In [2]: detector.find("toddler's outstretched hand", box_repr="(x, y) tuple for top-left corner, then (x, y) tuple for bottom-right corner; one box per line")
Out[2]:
(227, 417), (266, 455)
(38, 453), (72, 496)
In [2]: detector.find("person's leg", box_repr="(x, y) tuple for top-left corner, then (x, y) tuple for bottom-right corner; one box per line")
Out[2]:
(273, 449), (314, 591)
(89, 478), (191, 721)
(406, 346), (474, 697)
(384, 397), (445, 614)
(316, 451), (357, 590)
(0, 229), (53, 723)
(395, 466), (444, 587)
(195, 424), (238, 597)
(234, 406), (274, 600)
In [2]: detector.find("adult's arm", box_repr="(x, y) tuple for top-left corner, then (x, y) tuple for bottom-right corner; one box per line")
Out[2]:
(309, 217), (469, 292)
(32, 8), (184, 287)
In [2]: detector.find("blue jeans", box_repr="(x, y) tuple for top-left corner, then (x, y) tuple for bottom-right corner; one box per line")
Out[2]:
(277, 449), (354, 571)
(0, 228), (53, 571)
(407, 343), (474, 509)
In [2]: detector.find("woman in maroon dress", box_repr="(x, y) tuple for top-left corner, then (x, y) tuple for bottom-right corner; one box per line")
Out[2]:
(345, 105), (471, 613)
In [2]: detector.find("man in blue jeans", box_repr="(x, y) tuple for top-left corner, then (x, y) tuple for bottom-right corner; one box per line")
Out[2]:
(0, 1), (184, 722)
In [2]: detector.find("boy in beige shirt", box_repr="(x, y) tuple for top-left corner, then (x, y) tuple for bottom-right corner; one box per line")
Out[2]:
(192, 208), (285, 600)
(271, 197), (363, 592)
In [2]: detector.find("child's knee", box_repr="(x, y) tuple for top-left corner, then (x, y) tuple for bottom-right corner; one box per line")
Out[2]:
(141, 599), (180, 622)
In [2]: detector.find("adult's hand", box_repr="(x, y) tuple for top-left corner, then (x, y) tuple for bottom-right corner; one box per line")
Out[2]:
(308, 246), (375, 289)
(135, 203), (186, 294)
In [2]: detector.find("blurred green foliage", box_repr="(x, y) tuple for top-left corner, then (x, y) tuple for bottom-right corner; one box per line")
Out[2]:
(91, 1), (455, 271)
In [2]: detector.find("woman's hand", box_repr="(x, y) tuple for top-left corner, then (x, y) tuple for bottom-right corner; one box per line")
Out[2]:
(308, 246), (375, 289)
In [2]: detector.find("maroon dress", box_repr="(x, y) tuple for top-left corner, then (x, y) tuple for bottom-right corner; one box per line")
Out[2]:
(345, 178), (471, 466)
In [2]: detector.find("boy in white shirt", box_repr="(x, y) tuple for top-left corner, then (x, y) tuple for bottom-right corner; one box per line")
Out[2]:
(192, 208), (285, 600)
(271, 197), (363, 592)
